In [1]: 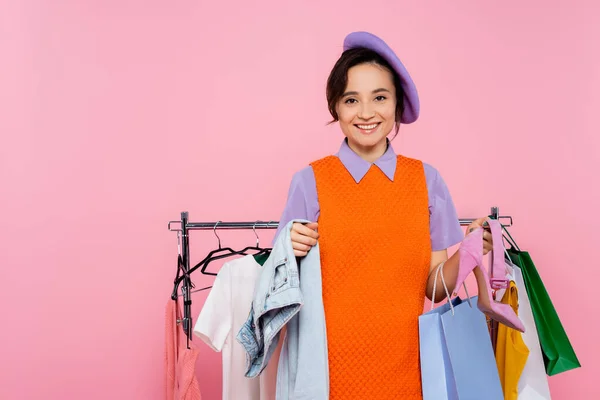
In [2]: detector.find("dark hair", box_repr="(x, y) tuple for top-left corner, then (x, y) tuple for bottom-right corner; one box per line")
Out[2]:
(326, 47), (404, 136)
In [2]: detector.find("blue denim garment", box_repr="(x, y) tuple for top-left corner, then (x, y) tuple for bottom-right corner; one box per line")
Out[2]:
(236, 219), (329, 400)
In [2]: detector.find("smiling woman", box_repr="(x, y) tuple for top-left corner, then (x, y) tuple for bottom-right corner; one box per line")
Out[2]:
(326, 47), (405, 158)
(328, 57), (401, 162)
(271, 31), (495, 399)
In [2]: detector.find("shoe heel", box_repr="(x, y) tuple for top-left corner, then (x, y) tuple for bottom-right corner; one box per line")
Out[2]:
(477, 281), (526, 333)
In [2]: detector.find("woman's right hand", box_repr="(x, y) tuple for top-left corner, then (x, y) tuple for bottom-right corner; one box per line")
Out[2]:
(290, 222), (319, 257)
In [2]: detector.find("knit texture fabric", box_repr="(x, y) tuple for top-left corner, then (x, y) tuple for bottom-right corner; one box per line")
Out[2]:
(311, 154), (431, 399)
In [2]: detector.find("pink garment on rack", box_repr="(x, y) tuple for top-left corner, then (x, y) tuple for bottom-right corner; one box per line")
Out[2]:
(165, 299), (202, 400)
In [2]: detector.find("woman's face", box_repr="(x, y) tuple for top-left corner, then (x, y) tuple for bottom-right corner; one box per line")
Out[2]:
(336, 63), (397, 160)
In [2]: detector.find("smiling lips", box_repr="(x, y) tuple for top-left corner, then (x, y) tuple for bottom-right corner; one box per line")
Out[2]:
(355, 122), (381, 134)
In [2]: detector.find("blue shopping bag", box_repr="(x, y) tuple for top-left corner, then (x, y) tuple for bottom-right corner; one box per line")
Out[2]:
(419, 297), (461, 400)
(441, 295), (503, 400)
(419, 263), (503, 400)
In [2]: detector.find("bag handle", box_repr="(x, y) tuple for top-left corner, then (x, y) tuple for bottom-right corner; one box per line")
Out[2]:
(430, 261), (472, 315)
(502, 225), (521, 252)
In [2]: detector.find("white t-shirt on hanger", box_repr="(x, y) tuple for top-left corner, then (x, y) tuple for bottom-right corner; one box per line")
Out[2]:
(194, 254), (281, 400)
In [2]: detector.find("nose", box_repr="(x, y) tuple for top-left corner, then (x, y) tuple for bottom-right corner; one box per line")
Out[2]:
(358, 103), (375, 120)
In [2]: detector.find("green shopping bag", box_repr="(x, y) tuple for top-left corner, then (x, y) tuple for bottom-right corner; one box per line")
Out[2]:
(505, 231), (581, 376)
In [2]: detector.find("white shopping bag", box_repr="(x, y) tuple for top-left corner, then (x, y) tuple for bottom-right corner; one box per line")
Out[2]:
(511, 260), (552, 400)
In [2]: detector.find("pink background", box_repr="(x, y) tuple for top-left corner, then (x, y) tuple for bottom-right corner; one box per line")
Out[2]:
(1, 1), (597, 399)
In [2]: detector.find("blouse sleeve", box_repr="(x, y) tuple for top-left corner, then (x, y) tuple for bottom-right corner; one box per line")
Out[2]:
(272, 166), (320, 244)
(193, 263), (232, 351)
(424, 163), (464, 251)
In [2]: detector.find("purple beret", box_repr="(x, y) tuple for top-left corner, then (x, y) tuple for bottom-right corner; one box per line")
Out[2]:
(343, 31), (420, 124)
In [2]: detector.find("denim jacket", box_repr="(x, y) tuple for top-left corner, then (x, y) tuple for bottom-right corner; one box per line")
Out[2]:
(236, 219), (329, 400)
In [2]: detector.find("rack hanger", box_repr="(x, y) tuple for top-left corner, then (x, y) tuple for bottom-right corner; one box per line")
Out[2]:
(167, 207), (513, 342)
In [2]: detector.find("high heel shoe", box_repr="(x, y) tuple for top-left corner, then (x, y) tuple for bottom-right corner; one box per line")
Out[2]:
(453, 227), (483, 296)
(454, 219), (525, 333)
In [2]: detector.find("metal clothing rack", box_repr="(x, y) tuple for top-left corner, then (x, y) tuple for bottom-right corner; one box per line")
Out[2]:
(167, 206), (512, 342)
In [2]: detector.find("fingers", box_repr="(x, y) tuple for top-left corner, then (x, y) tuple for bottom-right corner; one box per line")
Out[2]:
(467, 217), (489, 234)
(291, 222), (319, 257)
(294, 249), (308, 257)
(292, 222), (319, 240)
(482, 230), (493, 243)
(466, 224), (480, 235)
(482, 230), (493, 254)
(291, 230), (319, 246)
(483, 241), (493, 254)
(466, 217), (494, 256)
(304, 222), (318, 230)
(473, 217), (488, 226)
(292, 241), (311, 257)
(292, 240), (314, 251)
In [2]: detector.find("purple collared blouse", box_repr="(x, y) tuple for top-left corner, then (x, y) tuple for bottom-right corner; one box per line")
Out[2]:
(275, 139), (464, 252)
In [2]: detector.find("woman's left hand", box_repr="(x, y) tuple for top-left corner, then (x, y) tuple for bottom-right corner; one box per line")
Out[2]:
(466, 217), (493, 255)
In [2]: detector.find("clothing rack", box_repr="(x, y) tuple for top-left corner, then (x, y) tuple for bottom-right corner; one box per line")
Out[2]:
(167, 206), (512, 341)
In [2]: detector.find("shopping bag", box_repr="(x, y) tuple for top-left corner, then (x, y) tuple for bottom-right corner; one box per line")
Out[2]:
(508, 257), (552, 399)
(419, 296), (462, 400)
(441, 296), (504, 399)
(507, 247), (581, 376)
(419, 263), (503, 400)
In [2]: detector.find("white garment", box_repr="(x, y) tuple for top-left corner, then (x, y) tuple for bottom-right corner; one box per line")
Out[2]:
(513, 266), (552, 400)
(194, 255), (281, 400)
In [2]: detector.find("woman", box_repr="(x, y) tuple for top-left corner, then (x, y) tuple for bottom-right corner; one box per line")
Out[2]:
(275, 31), (494, 399)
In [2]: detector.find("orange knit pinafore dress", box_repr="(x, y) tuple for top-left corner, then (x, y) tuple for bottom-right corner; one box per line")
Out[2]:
(310, 154), (431, 399)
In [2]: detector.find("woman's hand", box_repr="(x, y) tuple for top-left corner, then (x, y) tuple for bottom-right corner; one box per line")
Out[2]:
(290, 222), (319, 257)
(466, 217), (493, 255)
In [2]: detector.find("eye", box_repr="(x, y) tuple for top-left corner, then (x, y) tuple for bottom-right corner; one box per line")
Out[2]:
(375, 95), (387, 101)
(344, 98), (357, 104)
